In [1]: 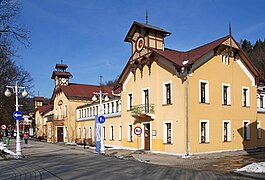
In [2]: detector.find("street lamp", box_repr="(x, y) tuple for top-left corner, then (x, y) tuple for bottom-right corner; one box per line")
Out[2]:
(92, 90), (109, 154)
(4, 81), (28, 157)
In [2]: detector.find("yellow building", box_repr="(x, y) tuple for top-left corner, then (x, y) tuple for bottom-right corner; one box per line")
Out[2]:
(34, 96), (53, 140)
(113, 21), (264, 155)
(38, 21), (265, 156)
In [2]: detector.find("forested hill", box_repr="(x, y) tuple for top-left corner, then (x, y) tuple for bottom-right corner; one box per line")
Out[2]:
(241, 39), (265, 76)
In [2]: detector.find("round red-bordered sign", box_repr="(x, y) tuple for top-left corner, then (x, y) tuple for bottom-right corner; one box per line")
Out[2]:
(134, 126), (142, 136)
(1, 124), (7, 130)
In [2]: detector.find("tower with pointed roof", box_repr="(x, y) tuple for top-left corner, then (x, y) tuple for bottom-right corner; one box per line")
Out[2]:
(51, 64), (72, 88)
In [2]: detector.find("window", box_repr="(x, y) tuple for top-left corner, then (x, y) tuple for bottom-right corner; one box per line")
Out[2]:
(116, 100), (119, 112)
(78, 127), (81, 138)
(163, 82), (172, 104)
(143, 88), (150, 113)
(222, 84), (231, 105)
(96, 106), (98, 115)
(242, 87), (250, 107)
(223, 120), (231, 142)
(111, 102), (114, 113)
(107, 103), (110, 114)
(243, 120), (250, 140)
(103, 104), (106, 114)
(163, 121), (172, 144)
(118, 125), (122, 141)
(64, 105), (68, 117)
(83, 127), (86, 139)
(127, 124), (133, 142)
(93, 107), (95, 116)
(79, 110), (82, 119)
(48, 126), (52, 138)
(127, 93), (133, 110)
(199, 80), (209, 103)
(103, 126), (106, 140)
(200, 120), (209, 143)
(222, 54), (229, 65)
(260, 96), (263, 108)
(89, 126), (92, 138)
(110, 125), (114, 140)
(257, 121), (261, 139)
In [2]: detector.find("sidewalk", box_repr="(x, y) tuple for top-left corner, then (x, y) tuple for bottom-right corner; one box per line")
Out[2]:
(3, 139), (265, 179)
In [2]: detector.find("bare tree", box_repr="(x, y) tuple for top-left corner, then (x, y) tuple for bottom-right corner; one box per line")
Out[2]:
(0, 0), (32, 126)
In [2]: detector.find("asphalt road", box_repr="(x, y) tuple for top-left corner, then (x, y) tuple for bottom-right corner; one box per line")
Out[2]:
(0, 140), (253, 180)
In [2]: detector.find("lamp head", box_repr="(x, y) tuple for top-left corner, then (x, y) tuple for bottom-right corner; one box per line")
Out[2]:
(104, 95), (109, 101)
(4, 88), (11, 97)
(22, 89), (28, 97)
(92, 94), (97, 101)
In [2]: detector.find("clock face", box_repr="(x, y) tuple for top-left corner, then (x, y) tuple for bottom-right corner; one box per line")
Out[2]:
(136, 37), (145, 51)
(61, 78), (67, 83)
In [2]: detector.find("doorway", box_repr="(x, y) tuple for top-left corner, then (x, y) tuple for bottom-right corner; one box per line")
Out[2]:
(57, 127), (64, 142)
(144, 123), (150, 150)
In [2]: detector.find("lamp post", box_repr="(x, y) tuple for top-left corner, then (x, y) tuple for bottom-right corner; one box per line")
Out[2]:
(92, 88), (109, 154)
(4, 81), (28, 157)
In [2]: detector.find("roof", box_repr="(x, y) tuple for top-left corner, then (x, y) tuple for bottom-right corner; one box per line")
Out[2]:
(51, 71), (72, 79)
(151, 35), (230, 66)
(37, 104), (53, 114)
(125, 21), (171, 42)
(60, 83), (114, 100)
(34, 96), (44, 101)
(55, 64), (68, 69)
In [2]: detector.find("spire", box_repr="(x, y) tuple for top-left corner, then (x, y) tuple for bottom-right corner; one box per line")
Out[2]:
(146, 8), (148, 25)
(229, 22), (232, 37)
(60, 56), (63, 64)
(229, 22), (233, 56)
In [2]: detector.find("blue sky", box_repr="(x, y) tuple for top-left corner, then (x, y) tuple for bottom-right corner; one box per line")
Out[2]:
(15, 0), (265, 98)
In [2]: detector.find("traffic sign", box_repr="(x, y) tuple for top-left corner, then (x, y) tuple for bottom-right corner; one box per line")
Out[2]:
(134, 126), (142, 136)
(98, 115), (106, 124)
(13, 110), (23, 120)
(1, 124), (6, 130)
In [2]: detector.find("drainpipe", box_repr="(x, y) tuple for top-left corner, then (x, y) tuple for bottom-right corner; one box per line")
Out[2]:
(185, 76), (189, 156)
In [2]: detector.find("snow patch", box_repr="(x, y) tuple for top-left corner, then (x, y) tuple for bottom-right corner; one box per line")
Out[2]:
(0, 142), (16, 156)
(237, 162), (265, 173)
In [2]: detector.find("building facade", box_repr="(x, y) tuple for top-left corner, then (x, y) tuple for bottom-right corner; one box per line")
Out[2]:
(36, 21), (265, 155)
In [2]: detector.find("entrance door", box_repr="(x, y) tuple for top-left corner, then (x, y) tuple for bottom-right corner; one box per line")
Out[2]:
(57, 127), (64, 142)
(144, 123), (150, 150)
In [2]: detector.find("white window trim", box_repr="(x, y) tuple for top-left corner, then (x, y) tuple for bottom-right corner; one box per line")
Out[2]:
(127, 123), (133, 142)
(118, 125), (122, 141)
(163, 81), (172, 105)
(163, 121), (173, 144)
(242, 86), (250, 107)
(199, 80), (209, 103)
(222, 120), (231, 142)
(199, 120), (210, 143)
(127, 92), (133, 110)
(222, 83), (231, 105)
(109, 125), (114, 140)
(243, 120), (250, 140)
(257, 121), (261, 139)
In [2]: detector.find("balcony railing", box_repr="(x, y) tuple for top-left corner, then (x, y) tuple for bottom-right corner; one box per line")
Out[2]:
(131, 104), (154, 116)
(47, 115), (65, 121)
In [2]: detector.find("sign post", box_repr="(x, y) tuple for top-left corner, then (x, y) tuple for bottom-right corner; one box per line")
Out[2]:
(134, 126), (142, 160)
